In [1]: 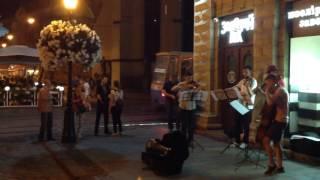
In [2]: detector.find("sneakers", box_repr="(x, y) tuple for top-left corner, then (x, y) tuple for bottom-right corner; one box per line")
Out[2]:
(264, 166), (285, 175)
(239, 143), (248, 149)
(230, 142), (239, 148)
(275, 167), (285, 174)
(264, 165), (276, 175)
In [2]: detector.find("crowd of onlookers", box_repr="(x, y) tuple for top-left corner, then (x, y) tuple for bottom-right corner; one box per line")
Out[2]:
(0, 75), (64, 106)
(0, 75), (37, 106)
(0, 75), (35, 90)
(37, 73), (124, 141)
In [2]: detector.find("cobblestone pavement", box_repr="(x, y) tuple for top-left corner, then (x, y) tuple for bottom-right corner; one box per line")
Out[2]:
(0, 92), (319, 179)
(0, 91), (165, 138)
(0, 125), (319, 180)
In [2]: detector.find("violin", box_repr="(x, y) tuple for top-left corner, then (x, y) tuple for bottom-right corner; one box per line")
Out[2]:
(256, 102), (276, 143)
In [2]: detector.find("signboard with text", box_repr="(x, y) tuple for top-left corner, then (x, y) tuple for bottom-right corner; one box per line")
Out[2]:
(220, 13), (255, 44)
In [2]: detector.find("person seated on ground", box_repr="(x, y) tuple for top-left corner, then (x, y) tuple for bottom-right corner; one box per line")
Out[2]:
(142, 131), (189, 176)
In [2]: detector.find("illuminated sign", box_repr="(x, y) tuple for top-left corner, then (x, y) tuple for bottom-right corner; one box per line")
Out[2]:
(221, 13), (255, 44)
(288, 5), (320, 28)
(154, 68), (166, 73)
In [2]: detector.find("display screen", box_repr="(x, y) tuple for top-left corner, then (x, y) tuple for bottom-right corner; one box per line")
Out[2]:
(290, 35), (320, 93)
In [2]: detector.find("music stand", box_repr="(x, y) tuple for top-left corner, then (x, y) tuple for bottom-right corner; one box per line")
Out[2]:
(224, 89), (265, 170)
(224, 87), (242, 100)
(211, 89), (237, 154)
(190, 90), (208, 151)
(234, 143), (266, 171)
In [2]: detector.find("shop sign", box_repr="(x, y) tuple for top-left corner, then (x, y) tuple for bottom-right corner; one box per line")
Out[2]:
(220, 13), (254, 44)
(154, 68), (166, 73)
(288, 5), (320, 28)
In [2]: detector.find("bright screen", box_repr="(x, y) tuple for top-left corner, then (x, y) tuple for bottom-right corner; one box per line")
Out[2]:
(290, 35), (320, 93)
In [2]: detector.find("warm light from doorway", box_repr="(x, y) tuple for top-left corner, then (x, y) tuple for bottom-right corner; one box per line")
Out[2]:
(63, 0), (78, 10)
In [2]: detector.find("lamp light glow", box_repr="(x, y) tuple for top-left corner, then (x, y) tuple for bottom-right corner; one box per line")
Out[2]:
(63, 0), (78, 10)
(4, 86), (10, 91)
(59, 86), (65, 92)
(7, 34), (14, 41)
(27, 17), (35, 24)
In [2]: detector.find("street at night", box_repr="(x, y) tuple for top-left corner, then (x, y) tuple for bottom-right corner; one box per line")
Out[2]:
(0, 91), (319, 179)
(1, 0), (320, 179)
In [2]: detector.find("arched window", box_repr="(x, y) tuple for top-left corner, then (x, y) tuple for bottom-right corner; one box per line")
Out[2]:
(243, 50), (253, 67)
(226, 54), (237, 84)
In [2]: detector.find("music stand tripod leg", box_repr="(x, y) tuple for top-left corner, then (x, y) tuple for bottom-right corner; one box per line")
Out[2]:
(234, 146), (266, 171)
(220, 142), (232, 154)
(194, 139), (205, 150)
(190, 139), (205, 151)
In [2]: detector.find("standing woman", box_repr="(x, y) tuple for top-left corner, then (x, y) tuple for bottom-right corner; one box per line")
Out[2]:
(37, 79), (54, 141)
(109, 81), (124, 136)
(73, 82), (86, 140)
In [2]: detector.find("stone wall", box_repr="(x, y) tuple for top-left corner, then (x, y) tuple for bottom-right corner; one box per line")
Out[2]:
(194, 0), (218, 129)
(214, 0), (288, 77)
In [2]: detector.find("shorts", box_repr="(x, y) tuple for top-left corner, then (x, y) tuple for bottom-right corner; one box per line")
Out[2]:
(266, 121), (287, 143)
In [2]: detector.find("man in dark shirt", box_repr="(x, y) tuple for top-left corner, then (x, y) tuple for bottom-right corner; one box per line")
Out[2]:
(162, 76), (179, 131)
(95, 76), (110, 135)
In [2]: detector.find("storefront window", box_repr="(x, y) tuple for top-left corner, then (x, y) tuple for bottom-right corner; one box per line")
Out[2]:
(289, 35), (320, 133)
(290, 36), (320, 94)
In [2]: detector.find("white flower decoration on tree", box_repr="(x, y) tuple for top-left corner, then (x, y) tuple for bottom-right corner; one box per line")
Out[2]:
(37, 20), (102, 70)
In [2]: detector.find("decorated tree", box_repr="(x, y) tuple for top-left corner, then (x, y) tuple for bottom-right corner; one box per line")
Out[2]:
(37, 20), (102, 142)
(37, 20), (101, 70)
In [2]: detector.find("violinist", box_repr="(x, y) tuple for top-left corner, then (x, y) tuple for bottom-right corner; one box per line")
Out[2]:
(233, 65), (257, 149)
(261, 74), (289, 175)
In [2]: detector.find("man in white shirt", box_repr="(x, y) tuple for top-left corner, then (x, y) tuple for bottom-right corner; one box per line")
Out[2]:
(234, 65), (257, 148)
(83, 78), (90, 98)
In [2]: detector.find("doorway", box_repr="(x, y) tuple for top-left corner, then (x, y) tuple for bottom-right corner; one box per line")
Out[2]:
(219, 45), (253, 136)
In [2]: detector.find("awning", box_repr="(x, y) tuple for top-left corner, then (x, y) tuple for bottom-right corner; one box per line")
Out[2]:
(0, 25), (8, 37)
(0, 45), (40, 65)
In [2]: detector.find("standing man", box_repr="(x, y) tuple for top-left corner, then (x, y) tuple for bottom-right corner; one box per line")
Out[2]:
(234, 65), (257, 149)
(162, 76), (179, 131)
(172, 72), (199, 145)
(262, 74), (289, 175)
(37, 79), (54, 141)
(95, 76), (110, 136)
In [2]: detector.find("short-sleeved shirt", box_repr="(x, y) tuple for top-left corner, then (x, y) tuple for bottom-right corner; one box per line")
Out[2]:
(83, 82), (90, 97)
(178, 90), (197, 110)
(109, 88), (124, 107)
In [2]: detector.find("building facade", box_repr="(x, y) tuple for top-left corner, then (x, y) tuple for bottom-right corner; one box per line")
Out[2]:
(194, 0), (320, 142)
(93, 0), (194, 90)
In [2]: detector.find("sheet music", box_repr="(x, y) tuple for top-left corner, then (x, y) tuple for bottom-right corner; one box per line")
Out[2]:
(229, 99), (250, 115)
(211, 89), (227, 101)
(199, 90), (209, 102)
